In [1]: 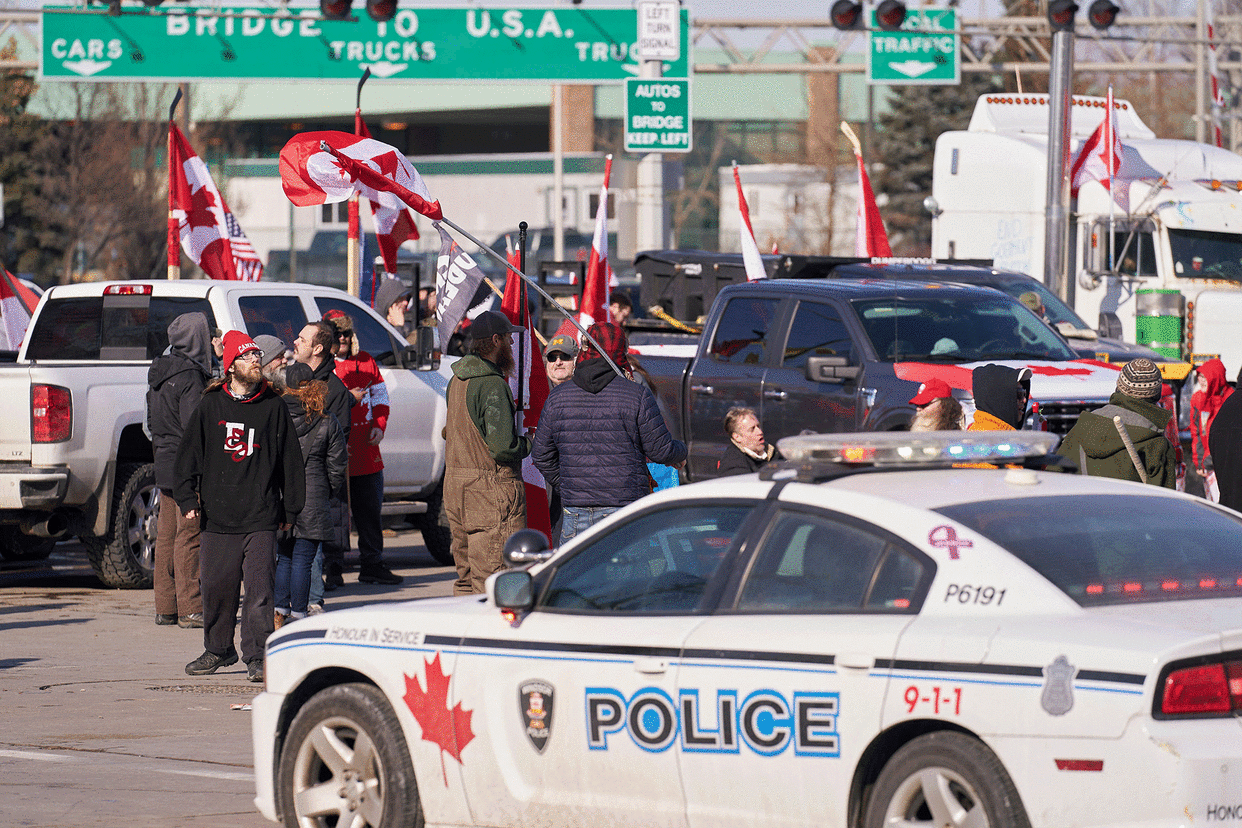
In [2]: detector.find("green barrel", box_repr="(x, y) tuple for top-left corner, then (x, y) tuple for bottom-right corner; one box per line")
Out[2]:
(1135, 288), (1183, 359)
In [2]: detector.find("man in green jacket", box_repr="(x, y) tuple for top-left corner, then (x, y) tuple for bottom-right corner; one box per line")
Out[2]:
(444, 311), (532, 595)
(1057, 358), (1177, 488)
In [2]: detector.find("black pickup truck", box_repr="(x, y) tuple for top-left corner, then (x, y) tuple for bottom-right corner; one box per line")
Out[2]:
(632, 273), (1123, 483)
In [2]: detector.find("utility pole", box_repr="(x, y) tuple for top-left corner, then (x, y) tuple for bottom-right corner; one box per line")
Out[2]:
(1045, 28), (1074, 304)
(635, 0), (676, 254)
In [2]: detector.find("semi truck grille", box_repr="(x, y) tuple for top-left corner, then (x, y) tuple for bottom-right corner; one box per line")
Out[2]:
(1039, 400), (1108, 436)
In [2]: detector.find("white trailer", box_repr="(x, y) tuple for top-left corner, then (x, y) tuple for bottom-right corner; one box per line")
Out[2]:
(931, 94), (1242, 375)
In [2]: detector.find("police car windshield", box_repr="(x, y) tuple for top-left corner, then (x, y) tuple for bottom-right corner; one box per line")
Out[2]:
(936, 495), (1242, 607)
(851, 295), (1077, 363)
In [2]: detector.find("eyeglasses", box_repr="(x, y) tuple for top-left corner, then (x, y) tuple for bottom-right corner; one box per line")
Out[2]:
(234, 351), (261, 363)
(546, 353), (574, 363)
(337, 331), (353, 339)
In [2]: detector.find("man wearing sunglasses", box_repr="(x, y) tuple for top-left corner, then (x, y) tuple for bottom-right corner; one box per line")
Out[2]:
(543, 333), (578, 388)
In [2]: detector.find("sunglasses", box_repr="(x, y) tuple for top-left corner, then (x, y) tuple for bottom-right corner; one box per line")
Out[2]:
(546, 353), (574, 363)
(337, 330), (353, 338)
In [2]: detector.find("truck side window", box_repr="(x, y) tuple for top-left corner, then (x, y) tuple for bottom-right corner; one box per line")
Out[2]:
(239, 296), (308, 352)
(148, 298), (215, 358)
(708, 297), (780, 366)
(315, 298), (397, 366)
(783, 301), (854, 369)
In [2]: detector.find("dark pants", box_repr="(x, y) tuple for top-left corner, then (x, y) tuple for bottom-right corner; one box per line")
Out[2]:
(200, 530), (275, 665)
(350, 470), (384, 569)
(154, 492), (201, 617)
(275, 537), (319, 616)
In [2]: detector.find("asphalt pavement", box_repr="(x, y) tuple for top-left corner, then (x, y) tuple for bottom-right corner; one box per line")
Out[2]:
(0, 526), (454, 828)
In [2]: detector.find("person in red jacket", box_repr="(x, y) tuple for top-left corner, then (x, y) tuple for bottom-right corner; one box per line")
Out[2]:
(1191, 357), (1233, 501)
(323, 310), (403, 585)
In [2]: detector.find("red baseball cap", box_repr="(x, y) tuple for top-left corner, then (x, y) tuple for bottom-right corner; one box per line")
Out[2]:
(909, 378), (953, 406)
(221, 330), (260, 375)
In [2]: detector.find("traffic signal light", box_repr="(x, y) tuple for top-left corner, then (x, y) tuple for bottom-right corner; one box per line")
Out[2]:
(1047, 0), (1078, 32)
(875, 0), (907, 32)
(366, 0), (396, 22)
(320, 0), (351, 20)
(830, 0), (863, 30)
(1087, 0), (1120, 30)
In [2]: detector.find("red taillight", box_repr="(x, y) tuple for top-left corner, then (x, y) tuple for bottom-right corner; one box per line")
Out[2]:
(1160, 661), (1242, 716)
(32, 385), (71, 443)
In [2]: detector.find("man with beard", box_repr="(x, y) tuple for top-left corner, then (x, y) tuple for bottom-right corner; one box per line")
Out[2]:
(174, 331), (305, 683)
(444, 310), (531, 595)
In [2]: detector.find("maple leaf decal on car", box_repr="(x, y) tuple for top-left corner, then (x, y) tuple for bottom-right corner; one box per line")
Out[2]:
(403, 652), (476, 785)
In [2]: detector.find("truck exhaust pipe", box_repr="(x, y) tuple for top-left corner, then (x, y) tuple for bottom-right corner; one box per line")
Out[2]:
(22, 513), (68, 539)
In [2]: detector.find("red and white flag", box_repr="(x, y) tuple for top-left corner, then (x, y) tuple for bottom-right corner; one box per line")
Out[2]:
(853, 149), (892, 258)
(733, 162), (767, 281)
(501, 246), (552, 542)
(280, 131), (442, 221)
(355, 112), (420, 276)
(0, 269), (37, 350)
(579, 154), (613, 329)
(169, 123), (263, 281)
(1071, 87), (1127, 209)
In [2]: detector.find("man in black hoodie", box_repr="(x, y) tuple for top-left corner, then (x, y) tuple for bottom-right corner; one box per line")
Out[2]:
(147, 312), (213, 629)
(175, 331), (305, 682)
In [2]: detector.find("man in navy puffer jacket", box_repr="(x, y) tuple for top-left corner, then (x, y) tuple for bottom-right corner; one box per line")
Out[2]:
(533, 322), (686, 544)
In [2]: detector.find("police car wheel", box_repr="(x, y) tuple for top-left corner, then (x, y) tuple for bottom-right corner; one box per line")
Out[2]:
(865, 731), (1030, 828)
(278, 682), (423, 828)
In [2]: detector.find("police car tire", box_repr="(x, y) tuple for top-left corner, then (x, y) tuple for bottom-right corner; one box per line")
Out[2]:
(865, 731), (1030, 828)
(81, 462), (157, 589)
(279, 682), (423, 828)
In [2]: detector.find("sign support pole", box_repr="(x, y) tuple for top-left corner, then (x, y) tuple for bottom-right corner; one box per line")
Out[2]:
(635, 63), (665, 252)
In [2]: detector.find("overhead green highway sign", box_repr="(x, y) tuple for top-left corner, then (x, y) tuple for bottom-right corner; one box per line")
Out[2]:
(867, 7), (959, 85)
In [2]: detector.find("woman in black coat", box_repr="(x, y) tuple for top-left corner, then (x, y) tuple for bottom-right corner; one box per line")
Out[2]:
(274, 363), (348, 624)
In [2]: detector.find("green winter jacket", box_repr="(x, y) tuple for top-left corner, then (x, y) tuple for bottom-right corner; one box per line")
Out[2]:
(1057, 392), (1176, 488)
(448, 354), (531, 464)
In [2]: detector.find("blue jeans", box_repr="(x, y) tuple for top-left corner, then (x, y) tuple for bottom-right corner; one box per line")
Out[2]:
(275, 537), (319, 616)
(560, 506), (620, 544)
(309, 544), (324, 609)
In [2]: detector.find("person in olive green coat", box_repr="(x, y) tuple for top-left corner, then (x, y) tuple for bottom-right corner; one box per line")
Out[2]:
(1057, 358), (1177, 488)
(443, 311), (532, 595)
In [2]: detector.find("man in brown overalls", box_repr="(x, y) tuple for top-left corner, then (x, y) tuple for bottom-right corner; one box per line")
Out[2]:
(443, 311), (531, 594)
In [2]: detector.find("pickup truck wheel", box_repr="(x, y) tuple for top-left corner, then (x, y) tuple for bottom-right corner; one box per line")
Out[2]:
(0, 527), (56, 561)
(411, 481), (453, 566)
(82, 462), (158, 589)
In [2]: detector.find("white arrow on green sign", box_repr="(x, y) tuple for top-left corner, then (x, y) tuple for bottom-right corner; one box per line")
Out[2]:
(41, 5), (690, 82)
(867, 8), (959, 86)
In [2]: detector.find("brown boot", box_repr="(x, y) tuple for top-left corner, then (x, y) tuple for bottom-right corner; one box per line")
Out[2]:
(273, 611), (285, 630)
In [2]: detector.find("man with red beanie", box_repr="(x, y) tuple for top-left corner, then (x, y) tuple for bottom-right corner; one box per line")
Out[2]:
(174, 330), (305, 682)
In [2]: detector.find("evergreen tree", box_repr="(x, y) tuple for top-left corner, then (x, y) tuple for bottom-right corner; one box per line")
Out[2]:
(0, 42), (57, 282)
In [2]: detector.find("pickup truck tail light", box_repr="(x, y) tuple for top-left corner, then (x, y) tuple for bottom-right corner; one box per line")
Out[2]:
(32, 384), (71, 443)
(1158, 657), (1242, 717)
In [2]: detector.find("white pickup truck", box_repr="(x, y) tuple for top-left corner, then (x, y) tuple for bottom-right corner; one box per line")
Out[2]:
(0, 279), (451, 587)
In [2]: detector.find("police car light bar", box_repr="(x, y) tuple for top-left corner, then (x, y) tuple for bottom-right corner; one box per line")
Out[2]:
(775, 431), (1061, 466)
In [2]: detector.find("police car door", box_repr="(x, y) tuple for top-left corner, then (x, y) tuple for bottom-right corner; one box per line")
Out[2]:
(675, 502), (933, 828)
(451, 500), (759, 828)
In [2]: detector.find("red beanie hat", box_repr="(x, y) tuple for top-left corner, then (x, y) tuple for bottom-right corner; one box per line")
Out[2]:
(221, 330), (260, 375)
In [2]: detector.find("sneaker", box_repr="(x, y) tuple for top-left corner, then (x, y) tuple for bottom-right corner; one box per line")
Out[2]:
(156, 613), (178, 626)
(306, 604), (325, 616)
(358, 564), (403, 585)
(323, 570), (344, 592)
(177, 612), (204, 629)
(273, 611), (286, 630)
(185, 649), (238, 676)
(247, 660), (265, 683)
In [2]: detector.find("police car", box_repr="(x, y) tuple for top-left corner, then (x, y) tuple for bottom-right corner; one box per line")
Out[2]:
(252, 432), (1242, 828)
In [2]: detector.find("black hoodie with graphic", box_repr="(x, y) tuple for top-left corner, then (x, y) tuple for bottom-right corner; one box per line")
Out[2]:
(147, 312), (214, 490)
(173, 382), (305, 534)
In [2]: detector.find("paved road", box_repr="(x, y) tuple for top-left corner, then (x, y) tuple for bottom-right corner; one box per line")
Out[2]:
(0, 528), (455, 827)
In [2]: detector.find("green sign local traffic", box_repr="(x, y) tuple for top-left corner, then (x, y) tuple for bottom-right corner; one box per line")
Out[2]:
(867, 8), (959, 86)
(41, 5), (690, 82)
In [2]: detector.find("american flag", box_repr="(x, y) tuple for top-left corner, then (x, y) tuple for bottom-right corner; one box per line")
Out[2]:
(224, 212), (263, 282)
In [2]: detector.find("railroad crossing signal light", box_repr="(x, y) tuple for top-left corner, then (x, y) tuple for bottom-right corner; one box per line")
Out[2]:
(830, 0), (863, 30)
(875, 0), (907, 32)
(1047, 0), (1079, 32)
(320, 0), (351, 20)
(366, 0), (396, 22)
(1087, 0), (1120, 30)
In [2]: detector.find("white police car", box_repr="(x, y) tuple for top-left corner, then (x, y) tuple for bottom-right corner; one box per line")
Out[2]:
(252, 432), (1242, 828)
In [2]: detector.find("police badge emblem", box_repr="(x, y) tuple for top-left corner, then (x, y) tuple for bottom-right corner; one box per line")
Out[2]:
(519, 680), (555, 753)
(1041, 655), (1077, 716)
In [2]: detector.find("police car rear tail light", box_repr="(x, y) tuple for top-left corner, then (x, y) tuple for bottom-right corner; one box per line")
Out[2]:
(1156, 653), (1242, 718)
(775, 431), (1060, 467)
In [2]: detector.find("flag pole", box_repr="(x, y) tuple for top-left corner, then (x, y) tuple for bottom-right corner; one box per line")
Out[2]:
(436, 216), (624, 379)
(1107, 85), (1116, 273)
(348, 68), (372, 298)
(167, 88), (183, 281)
(517, 221), (528, 414)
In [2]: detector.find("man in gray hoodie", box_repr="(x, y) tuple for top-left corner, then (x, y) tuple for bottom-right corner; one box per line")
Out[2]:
(146, 312), (214, 628)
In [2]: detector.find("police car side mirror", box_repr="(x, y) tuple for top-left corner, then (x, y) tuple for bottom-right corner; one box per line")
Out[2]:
(402, 326), (439, 371)
(503, 528), (553, 566)
(489, 570), (534, 612)
(805, 355), (860, 383)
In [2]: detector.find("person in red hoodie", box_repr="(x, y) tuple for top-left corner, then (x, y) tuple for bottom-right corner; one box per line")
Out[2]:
(323, 310), (403, 585)
(1191, 357), (1233, 501)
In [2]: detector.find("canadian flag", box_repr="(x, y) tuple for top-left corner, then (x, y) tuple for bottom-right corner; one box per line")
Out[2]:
(733, 162), (767, 281)
(279, 131), (443, 221)
(501, 246), (552, 542)
(1070, 87), (1127, 211)
(169, 123), (263, 281)
(355, 112), (420, 276)
(0, 269), (37, 350)
(853, 148), (892, 258)
(553, 155), (613, 341)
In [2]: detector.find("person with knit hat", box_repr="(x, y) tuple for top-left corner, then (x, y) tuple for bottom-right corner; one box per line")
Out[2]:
(533, 321), (686, 543)
(909, 377), (965, 432)
(173, 331), (306, 681)
(253, 334), (288, 389)
(1057, 358), (1177, 488)
(373, 277), (415, 338)
(967, 365), (1031, 431)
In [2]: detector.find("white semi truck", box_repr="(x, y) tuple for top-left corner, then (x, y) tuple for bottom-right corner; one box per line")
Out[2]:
(930, 93), (1242, 374)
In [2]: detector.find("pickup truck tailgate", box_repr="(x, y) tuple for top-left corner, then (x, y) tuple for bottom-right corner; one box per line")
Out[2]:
(0, 366), (33, 461)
